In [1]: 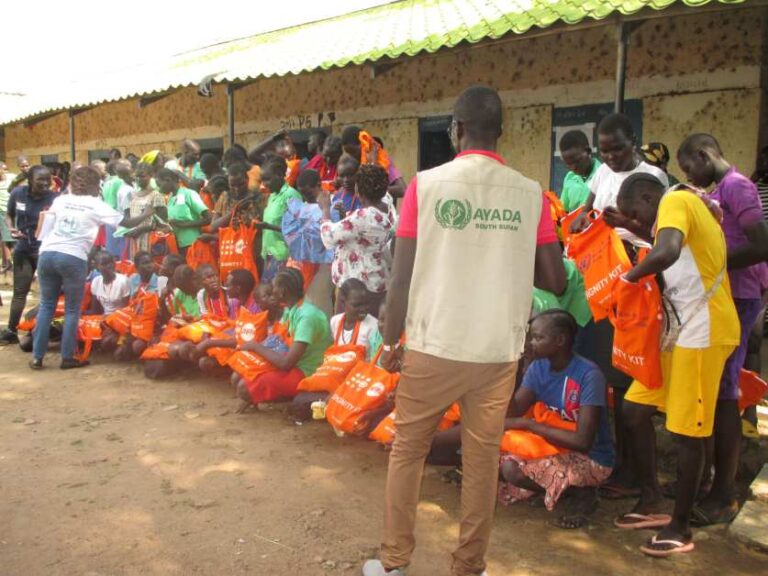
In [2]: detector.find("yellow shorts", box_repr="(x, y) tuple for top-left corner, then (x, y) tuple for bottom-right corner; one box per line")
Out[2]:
(625, 345), (734, 437)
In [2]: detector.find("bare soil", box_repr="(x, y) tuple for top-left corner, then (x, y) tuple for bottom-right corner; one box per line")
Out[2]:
(1, 285), (766, 575)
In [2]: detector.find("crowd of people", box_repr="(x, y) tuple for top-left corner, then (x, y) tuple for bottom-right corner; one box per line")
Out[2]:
(1, 84), (767, 574)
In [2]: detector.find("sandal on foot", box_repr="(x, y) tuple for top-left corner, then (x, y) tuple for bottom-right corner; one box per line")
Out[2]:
(640, 535), (694, 557)
(690, 502), (739, 527)
(614, 512), (672, 530)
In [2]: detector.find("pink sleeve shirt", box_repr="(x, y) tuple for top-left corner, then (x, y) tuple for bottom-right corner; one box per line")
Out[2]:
(396, 150), (558, 245)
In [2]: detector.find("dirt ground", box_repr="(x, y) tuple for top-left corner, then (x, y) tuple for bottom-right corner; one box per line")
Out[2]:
(1, 284), (767, 576)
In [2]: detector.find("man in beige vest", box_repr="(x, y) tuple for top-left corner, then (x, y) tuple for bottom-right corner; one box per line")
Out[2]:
(363, 86), (566, 576)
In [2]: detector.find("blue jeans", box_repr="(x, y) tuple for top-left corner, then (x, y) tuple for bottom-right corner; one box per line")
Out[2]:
(33, 251), (88, 361)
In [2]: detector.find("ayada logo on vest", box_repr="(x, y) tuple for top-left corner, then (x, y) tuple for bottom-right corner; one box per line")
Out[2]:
(434, 198), (523, 231)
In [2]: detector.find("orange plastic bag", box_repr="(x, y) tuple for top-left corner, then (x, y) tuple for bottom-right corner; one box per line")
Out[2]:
(285, 157), (301, 187)
(609, 277), (663, 389)
(76, 315), (104, 361)
(326, 347), (400, 436)
(186, 238), (218, 270)
(359, 131), (390, 170)
(177, 316), (229, 343)
(738, 369), (768, 412)
(140, 325), (179, 360)
(368, 403), (461, 445)
(369, 410), (398, 444)
(17, 318), (36, 332)
(115, 260), (136, 276)
(543, 190), (566, 223)
(129, 293), (160, 342)
(500, 402), (577, 459)
(298, 318), (366, 393)
(208, 344), (237, 366)
(235, 309), (269, 347)
(565, 213), (631, 321)
(440, 403), (462, 429)
(218, 222), (259, 284)
(149, 231), (179, 266)
(559, 208), (583, 246)
(287, 260), (319, 293)
(140, 342), (172, 360)
(105, 306), (135, 335)
(227, 350), (275, 381)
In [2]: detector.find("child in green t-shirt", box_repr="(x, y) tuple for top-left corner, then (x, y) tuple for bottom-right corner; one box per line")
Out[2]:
(235, 267), (333, 411)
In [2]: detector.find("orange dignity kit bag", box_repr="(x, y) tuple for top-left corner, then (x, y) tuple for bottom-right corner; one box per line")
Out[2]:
(500, 402), (577, 459)
(218, 202), (260, 284)
(129, 293), (160, 342)
(609, 277), (663, 389)
(75, 315), (104, 361)
(298, 317), (366, 393)
(565, 212), (631, 321)
(326, 347), (399, 436)
(185, 238), (218, 271)
(369, 403), (462, 445)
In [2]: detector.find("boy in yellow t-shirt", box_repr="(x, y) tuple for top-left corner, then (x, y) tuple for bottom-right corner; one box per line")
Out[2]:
(608, 173), (739, 558)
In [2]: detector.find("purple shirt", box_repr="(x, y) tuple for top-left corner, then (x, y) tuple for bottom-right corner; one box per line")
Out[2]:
(708, 167), (765, 299)
(387, 160), (402, 184)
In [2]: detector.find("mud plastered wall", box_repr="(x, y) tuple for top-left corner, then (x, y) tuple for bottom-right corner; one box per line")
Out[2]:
(644, 89), (762, 181)
(3, 7), (765, 182)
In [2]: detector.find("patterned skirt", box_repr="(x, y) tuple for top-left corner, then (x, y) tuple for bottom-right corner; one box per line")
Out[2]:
(498, 452), (612, 511)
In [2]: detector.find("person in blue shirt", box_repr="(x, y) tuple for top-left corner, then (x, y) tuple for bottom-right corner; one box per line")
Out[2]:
(498, 309), (615, 529)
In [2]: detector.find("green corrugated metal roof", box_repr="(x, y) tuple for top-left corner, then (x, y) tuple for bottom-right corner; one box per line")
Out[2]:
(0, 0), (748, 126)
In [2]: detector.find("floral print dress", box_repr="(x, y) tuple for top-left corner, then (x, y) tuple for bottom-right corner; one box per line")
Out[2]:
(320, 202), (397, 293)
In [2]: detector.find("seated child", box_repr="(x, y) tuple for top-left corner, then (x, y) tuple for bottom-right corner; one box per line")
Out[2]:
(143, 265), (201, 379)
(89, 251), (131, 353)
(290, 278), (378, 422)
(498, 310), (615, 529)
(188, 269), (259, 372)
(226, 283), (284, 385)
(131, 253), (185, 358)
(129, 251), (161, 297)
(113, 251), (162, 360)
(234, 268), (333, 411)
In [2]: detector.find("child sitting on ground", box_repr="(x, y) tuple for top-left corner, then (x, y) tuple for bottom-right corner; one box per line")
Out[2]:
(89, 251), (131, 353)
(498, 310), (615, 529)
(129, 251), (161, 298)
(234, 268), (333, 411)
(290, 278), (379, 421)
(227, 283), (284, 386)
(113, 251), (162, 360)
(143, 265), (201, 379)
(191, 269), (260, 373)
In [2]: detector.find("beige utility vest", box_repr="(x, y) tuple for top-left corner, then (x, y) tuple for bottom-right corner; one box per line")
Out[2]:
(406, 153), (542, 363)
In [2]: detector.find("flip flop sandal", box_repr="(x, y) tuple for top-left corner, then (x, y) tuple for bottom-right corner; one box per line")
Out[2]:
(640, 536), (695, 558)
(614, 512), (672, 530)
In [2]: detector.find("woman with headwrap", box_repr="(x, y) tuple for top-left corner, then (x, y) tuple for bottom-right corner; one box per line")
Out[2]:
(640, 142), (680, 186)
(29, 166), (155, 370)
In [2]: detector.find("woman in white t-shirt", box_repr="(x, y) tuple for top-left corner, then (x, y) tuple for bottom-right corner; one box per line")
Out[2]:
(569, 113), (668, 242)
(90, 252), (131, 315)
(567, 113), (668, 496)
(30, 166), (153, 370)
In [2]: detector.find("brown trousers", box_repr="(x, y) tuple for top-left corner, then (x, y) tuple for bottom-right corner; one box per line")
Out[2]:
(381, 350), (517, 576)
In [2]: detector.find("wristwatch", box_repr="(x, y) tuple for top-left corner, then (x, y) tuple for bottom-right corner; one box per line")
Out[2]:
(382, 342), (401, 353)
